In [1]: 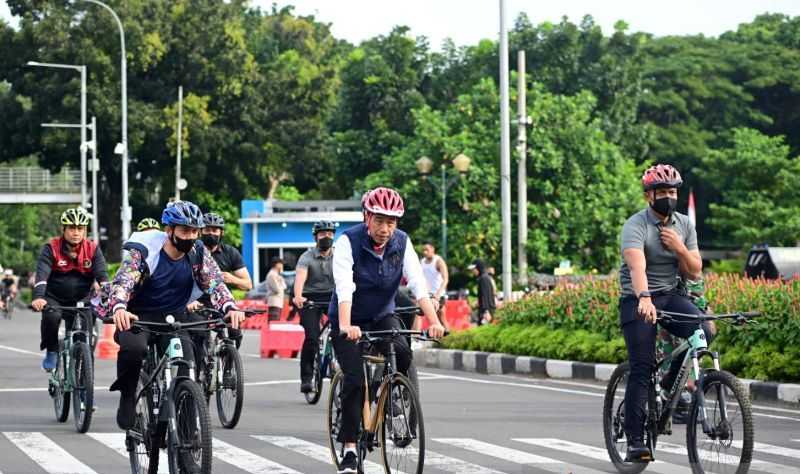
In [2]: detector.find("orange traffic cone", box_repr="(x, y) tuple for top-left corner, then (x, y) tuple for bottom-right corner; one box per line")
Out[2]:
(96, 323), (119, 360)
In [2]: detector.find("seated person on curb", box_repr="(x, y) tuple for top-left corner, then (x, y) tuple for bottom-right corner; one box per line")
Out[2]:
(329, 187), (444, 474)
(619, 164), (715, 463)
(32, 207), (108, 371)
(186, 212), (253, 371)
(98, 201), (245, 430)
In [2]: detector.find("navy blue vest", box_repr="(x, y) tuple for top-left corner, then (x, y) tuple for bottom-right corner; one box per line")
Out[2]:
(329, 224), (407, 326)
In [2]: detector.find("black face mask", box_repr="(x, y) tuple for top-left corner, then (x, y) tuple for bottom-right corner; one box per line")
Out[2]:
(317, 237), (333, 251)
(651, 197), (678, 217)
(171, 233), (196, 254)
(200, 234), (221, 248)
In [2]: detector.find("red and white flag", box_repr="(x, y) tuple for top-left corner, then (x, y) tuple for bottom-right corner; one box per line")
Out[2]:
(688, 189), (697, 227)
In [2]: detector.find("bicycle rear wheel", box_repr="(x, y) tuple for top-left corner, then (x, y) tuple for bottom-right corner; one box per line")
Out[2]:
(71, 342), (94, 433)
(170, 379), (212, 474)
(686, 370), (753, 474)
(215, 344), (244, 429)
(128, 374), (156, 474)
(603, 362), (648, 474)
(380, 373), (424, 474)
(52, 343), (70, 423)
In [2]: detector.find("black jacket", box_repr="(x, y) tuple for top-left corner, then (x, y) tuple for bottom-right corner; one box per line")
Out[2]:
(33, 240), (108, 303)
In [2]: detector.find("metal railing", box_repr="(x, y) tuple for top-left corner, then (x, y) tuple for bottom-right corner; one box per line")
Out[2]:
(0, 167), (81, 193)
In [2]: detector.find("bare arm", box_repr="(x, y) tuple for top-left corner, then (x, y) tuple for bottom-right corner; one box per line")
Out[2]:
(294, 267), (308, 299)
(623, 248), (649, 297)
(435, 257), (449, 298)
(677, 248), (703, 280)
(224, 267), (253, 290)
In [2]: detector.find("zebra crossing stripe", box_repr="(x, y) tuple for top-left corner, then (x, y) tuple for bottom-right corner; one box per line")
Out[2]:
(253, 435), (388, 474)
(513, 438), (691, 474)
(658, 442), (796, 474)
(434, 438), (608, 474)
(732, 440), (800, 461)
(213, 438), (302, 474)
(4, 432), (99, 474)
(87, 433), (169, 474)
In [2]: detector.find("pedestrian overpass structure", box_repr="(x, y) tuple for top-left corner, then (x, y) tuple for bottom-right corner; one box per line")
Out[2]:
(0, 167), (82, 204)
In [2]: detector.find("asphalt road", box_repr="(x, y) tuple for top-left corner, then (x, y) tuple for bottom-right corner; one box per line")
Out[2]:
(0, 308), (798, 473)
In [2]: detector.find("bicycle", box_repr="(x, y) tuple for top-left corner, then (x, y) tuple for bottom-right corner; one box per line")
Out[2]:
(302, 300), (335, 405)
(327, 309), (440, 474)
(108, 315), (222, 474)
(37, 302), (96, 433)
(603, 310), (759, 474)
(191, 307), (250, 429)
(2, 288), (14, 319)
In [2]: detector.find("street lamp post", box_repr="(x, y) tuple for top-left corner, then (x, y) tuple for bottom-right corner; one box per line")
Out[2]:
(79, 0), (131, 238)
(25, 61), (88, 210)
(415, 154), (471, 260)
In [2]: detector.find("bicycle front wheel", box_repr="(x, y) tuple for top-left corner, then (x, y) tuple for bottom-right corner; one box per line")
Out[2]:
(305, 353), (323, 405)
(686, 370), (753, 474)
(128, 374), (156, 474)
(170, 379), (212, 474)
(326, 370), (345, 469)
(72, 342), (94, 433)
(380, 373), (425, 474)
(602, 362), (648, 474)
(215, 344), (244, 429)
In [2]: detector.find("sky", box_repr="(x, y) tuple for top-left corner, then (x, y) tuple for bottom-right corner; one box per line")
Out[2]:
(3, 0), (800, 49)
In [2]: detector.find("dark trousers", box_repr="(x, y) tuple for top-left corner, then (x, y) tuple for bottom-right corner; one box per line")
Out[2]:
(332, 315), (412, 443)
(621, 294), (715, 440)
(299, 304), (325, 382)
(40, 297), (88, 351)
(110, 313), (195, 398)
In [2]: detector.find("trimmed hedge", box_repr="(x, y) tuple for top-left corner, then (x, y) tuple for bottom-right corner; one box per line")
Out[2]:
(442, 273), (800, 382)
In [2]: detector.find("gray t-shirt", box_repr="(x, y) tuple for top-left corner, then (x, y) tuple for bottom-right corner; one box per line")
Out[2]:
(619, 208), (698, 297)
(296, 246), (335, 295)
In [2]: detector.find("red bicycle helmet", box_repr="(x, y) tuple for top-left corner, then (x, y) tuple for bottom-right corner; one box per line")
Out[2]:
(363, 187), (405, 218)
(642, 164), (683, 191)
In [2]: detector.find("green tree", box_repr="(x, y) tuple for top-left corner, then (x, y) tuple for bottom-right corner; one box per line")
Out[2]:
(700, 128), (800, 248)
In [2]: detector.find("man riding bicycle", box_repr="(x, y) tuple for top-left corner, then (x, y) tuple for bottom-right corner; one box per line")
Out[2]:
(100, 201), (245, 430)
(185, 211), (253, 374)
(330, 187), (444, 474)
(619, 164), (714, 462)
(136, 217), (161, 233)
(32, 207), (108, 371)
(2, 269), (18, 305)
(294, 220), (336, 394)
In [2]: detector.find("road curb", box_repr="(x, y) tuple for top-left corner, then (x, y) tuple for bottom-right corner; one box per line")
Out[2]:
(416, 348), (800, 406)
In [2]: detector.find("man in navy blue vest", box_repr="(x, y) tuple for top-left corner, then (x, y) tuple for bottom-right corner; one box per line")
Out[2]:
(329, 187), (445, 474)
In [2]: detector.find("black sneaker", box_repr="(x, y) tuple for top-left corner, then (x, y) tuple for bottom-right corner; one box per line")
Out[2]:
(673, 389), (693, 425)
(338, 451), (358, 473)
(625, 438), (652, 463)
(116, 394), (136, 430)
(300, 381), (313, 393)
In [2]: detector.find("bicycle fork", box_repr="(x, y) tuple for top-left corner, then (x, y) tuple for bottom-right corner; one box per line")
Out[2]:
(693, 351), (728, 438)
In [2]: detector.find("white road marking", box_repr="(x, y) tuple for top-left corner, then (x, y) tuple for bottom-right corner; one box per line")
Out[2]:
(214, 438), (302, 474)
(87, 432), (168, 474)
(731, 440), (800, 461)
(254, 435), (389, 474)
(4, 432), (99, 474)
(513, 438), (691, 474)
(0, 345), (40, 356)
(416, 371), (604, 398)
(658, 441), (796, 474)
(435, 438), (608, 473)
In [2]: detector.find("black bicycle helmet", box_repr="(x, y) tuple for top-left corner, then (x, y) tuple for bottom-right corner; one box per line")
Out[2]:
(312, 220), (336, 235)
(203, 212), (225, 229)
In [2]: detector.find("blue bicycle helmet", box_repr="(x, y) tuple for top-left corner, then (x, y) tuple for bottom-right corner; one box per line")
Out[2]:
(161, 200), (205, 228)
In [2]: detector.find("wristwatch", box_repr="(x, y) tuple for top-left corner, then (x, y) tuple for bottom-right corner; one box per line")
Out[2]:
(638, 291), (652, 299)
